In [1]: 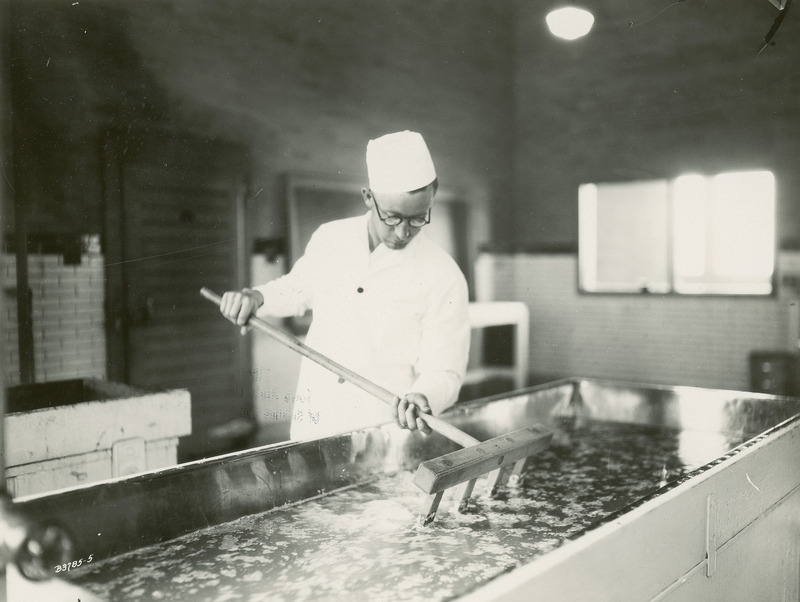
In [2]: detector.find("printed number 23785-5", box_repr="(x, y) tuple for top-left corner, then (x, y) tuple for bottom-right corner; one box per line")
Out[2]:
(54, 555), (94, 573)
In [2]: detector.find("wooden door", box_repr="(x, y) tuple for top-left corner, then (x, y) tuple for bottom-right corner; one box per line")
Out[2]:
(103, 129), (249, 460)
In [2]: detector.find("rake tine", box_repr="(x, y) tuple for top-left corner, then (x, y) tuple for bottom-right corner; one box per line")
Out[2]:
(507, 459), (527, 487)
(485, 466), (511, 498)
(453, 478), (478, 514)
(488, 457), (528, 496)
(420, 492), (444, 527)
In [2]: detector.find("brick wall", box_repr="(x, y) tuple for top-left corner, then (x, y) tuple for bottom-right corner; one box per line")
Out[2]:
(3, 253), (106, 386)
(8, 0), (514, 246)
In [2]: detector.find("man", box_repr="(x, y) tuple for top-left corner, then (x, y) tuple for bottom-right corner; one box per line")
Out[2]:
(220, 130), (470, 440)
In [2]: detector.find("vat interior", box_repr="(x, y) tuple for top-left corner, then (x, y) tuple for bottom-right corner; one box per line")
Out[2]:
(16, 378), (800, 602)
(57, 378), (800, 602)
(420, 378), (800, 463)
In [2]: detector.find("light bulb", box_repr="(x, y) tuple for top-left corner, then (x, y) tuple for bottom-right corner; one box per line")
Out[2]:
(546, 6), (595, 40)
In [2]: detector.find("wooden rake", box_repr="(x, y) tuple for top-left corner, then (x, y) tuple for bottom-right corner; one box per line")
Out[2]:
(201, 288), (552, 525)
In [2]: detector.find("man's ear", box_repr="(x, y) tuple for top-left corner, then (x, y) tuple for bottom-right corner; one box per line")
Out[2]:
(361, 187), (372, 208)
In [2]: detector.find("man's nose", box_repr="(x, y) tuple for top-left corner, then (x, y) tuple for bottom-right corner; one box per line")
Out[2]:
(395, 221), (411, 239)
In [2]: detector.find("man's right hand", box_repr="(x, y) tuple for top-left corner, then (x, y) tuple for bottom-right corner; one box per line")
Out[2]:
(219, 288), (264, 334)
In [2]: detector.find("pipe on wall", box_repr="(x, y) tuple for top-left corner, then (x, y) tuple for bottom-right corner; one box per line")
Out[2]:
(1, 0), (11, 491)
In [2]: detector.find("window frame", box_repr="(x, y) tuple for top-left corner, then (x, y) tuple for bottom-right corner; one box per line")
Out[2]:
(578, 170), (777, 297)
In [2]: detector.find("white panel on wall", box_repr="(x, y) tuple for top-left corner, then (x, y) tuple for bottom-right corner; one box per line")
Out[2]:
(478, 252), (794, 391)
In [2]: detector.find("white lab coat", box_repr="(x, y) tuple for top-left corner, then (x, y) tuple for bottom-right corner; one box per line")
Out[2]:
(253, 213), (470, 440)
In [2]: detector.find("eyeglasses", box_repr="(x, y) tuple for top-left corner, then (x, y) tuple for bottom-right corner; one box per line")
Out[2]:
(371, 194), (431, 228)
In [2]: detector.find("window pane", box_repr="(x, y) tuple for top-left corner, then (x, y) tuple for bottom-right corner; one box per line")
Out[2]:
(710, 171), (774, 279)
(674, 170), (774, 295)
(578, 184), (599, 290)
(580, 170), (775, 296)
(673, 174), (707, 278)
(579, 180), (669, 292)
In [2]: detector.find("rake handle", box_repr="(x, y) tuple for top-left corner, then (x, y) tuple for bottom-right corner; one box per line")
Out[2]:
(201, 287), (480, 448)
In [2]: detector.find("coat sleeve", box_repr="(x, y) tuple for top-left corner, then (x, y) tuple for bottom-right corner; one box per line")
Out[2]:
(251, 230), (320, 318)
(407, 266), (471, 415)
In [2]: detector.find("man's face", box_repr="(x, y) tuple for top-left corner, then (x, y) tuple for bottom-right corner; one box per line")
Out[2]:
(363, 185), (434, 251)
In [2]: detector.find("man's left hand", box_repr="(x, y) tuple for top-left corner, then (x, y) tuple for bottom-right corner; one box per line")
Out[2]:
(394, 393), (432, 435)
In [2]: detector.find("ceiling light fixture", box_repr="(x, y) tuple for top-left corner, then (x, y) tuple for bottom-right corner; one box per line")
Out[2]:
(546, 6), (595, 40)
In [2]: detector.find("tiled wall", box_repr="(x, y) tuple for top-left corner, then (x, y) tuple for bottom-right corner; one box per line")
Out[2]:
(3, 254), (106, 386)
(476, 252), (800, 391)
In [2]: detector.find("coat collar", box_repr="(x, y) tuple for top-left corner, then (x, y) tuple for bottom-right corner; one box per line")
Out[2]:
(361, 212), (425, 270)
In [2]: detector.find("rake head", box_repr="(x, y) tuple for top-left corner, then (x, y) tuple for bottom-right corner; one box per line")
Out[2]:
(413, 423), (553, 525)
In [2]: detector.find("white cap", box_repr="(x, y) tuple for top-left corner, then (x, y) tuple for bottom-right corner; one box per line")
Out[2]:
(366, 131), (436, 193)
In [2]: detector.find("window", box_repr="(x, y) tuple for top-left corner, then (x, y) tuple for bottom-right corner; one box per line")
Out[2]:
(579, 170), (775, 295)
